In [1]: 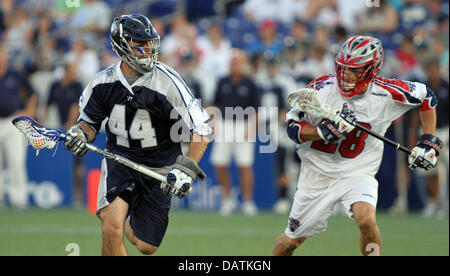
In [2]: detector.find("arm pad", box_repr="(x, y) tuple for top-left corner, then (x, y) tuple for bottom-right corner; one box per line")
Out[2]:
(416, 134), (443, 156)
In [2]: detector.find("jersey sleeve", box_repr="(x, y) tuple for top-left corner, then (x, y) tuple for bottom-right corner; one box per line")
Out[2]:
(78, 78), (108, 133)
(156, 63), (210, 130)
(374, 78), (438, 122)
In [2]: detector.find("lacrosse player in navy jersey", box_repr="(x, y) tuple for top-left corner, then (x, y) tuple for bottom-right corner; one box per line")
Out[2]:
(64, 14), (211, 256)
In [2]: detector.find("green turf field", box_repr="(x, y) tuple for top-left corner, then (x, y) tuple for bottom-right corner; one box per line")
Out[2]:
(0, 208), (448, 256)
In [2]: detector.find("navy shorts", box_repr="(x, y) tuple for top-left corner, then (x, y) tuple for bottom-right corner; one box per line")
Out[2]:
(97, 158), (172, 247)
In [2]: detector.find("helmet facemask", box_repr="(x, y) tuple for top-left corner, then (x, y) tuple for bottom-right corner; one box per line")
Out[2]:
(335, 63), (378, 97)
(335, 36), (384, 97)
(110, 15), (160, 74)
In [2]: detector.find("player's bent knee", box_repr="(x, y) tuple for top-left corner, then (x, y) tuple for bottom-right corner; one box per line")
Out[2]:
(357, 217), (377, 235)
(136, 240), (158, 255)
(101, 218), (124, 238)
(277, 234), (305, 250)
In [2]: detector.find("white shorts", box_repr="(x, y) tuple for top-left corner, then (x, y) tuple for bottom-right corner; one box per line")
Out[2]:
(210, 119), (255, 167)
(285, 166), (378, 239)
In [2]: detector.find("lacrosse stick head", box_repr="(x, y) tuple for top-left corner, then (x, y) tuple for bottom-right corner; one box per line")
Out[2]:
(287, 88), (337, 120)
(12, 116), (67, 152)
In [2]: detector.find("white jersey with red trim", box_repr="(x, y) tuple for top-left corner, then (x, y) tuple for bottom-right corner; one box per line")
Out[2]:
(287, 74), (436, 179)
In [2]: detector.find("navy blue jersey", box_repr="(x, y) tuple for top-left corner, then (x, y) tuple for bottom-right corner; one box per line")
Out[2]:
(78, 61), (209, 167)
(47, 81), (83, 125)
(213, 76), (260, 116)
(0, 70), (35, 118)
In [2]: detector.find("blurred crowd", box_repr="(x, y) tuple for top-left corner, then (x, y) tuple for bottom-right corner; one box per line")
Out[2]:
(0, 0), (448, 216)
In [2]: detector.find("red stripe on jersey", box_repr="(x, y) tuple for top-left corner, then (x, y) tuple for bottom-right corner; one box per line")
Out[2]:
(419, 99), (435, 112)
(374, 77), (411, 92)
(374, 81), (407, 102)
(306, 75), (333, 88)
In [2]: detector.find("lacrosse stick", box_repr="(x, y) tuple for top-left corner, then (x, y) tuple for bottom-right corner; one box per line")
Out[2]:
(11, 116), (167, 183)
(287, 88), (413, 156)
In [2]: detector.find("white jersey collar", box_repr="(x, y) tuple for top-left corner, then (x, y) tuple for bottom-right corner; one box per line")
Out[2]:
(115, 61), (154, 95)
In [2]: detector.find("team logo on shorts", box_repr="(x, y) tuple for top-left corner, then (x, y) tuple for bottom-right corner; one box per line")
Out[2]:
(288, 217), (301, 232)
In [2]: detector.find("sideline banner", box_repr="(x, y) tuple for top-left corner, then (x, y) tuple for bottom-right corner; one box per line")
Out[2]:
(20, 132), (413, 210)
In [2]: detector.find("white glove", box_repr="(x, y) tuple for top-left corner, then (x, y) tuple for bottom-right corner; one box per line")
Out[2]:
(64, 125), (88, 156)
(408, 146), (438, 170)
(161, 155), (206, 198)
(317, 103), (357, 144)
(333, 103), (356, 134)
(408, 134), (443, 170)
(164, 168), (193, 198)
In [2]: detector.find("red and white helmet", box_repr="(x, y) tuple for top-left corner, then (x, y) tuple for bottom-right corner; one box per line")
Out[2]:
(335, 36), (384, 97)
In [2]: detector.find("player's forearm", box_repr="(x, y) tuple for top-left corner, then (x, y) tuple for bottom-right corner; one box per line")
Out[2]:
(299, 124), (322, 142)
(66, 104), (80, 130)
(187, 134), (209, 163)
(419, 109), (437, 135)
(78, 121), (97, 143)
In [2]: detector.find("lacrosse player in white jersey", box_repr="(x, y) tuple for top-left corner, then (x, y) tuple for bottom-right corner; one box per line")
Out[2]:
(272, 36), (443, 256)
(64, 14), (211, 256)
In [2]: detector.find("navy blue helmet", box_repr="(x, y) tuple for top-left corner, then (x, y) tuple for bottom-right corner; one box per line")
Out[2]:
(110, 14), (160, 74)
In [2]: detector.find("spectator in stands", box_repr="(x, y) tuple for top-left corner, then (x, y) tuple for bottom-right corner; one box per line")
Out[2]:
(255, 55), (296, 214)
(66, 37), (100, 87)
(43, 58), (82, 132)
(197, 19), (232, 104)
(306, 0), (340, 29)
(289, 18), (312, 52)
(0, 5), (6, 35)
(280, 42), (313, 87)
(330, 24), (349, 55)
(0, 0), (14, 29)
(424, 0), (448, 36)
(173, 23), (203, 70)
(430, 36), (449, 79)
(356, 0), (399, 49)
(31, 12), (57, 72)
(70, 0), (112, 40)
(211, 49), (260, 216)
(314, 24), (333, 52)
(305, 0), (367, 32)
(0, 46), (38, 209)
(160, 15), (189, 65)
(357, 0), (399, 34)
(43, 57), (84, 207)
(394, 35), (421, 79)
(300, 42), (334, 79)
(177, 50), (203, 101)
(243, 0), (309, 25)
(411, 57), (449, 217)
(3, 8), (34, 72)
(245, 19), (283, 56)
(397, 0), (428, 35)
